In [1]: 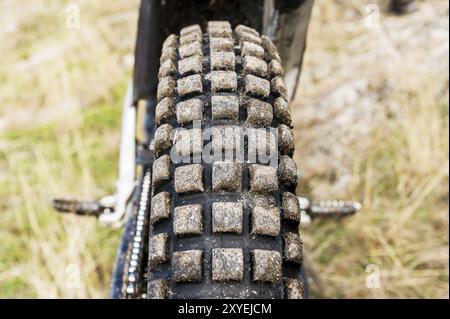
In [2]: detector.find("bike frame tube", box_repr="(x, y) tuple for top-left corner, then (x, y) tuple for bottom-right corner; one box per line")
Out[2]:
(99, 81), (136, 227)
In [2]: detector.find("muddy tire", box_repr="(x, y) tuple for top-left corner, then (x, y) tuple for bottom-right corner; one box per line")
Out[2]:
(146, 21), (303, 299)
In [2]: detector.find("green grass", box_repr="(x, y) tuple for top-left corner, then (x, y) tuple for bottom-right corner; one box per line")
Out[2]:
(294, 0), (449, 298)
(0, 81), (127, 297)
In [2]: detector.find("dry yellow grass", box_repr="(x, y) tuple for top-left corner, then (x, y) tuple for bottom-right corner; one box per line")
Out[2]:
(0, 0), (138, 298)
(294, 0), (449, 298)
(0, 0), (448, 298)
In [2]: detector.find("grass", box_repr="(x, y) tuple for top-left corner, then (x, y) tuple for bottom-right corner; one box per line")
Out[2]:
(0, 0), (138, 297)
(0, 0), (448, 298)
